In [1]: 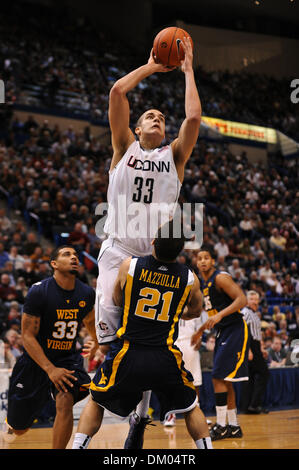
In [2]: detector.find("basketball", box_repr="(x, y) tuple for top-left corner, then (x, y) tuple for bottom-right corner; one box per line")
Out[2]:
(153, 27), (193, 67)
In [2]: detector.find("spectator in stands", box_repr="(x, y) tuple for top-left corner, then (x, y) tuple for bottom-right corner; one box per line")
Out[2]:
(15, 277), (28, 299)
(266, 273), (283, 295)
(67, 222), (90, 254)
(228, 258), (242, 278)
(23, 232), (40, 257)
(0, 242), (9, 269)
(37, 201), (55, 239)
(4, 329), (23, 359)
(7, 301), (21, 330)
(200, 333), (216, 352)
(8, 233), (24, 254)
(277, 327), (289, 348)
(0, 337), (16, 369)
(66, 204), (82, 227)
(285, 309), (297, 336)
(0, 208), (12, 232)
(263, 321), (278, 341)
(269, 228), (287, 251)
(34, 261), (51, 282)
(0, 273), (19, 303)
(53, 191), (68, 219)
(288, 307), (299, 342)
(214, 237), (229, 260)
(8, 246), (27, 271)
(239, 214), (254, 240)
(281, 274), (296, 297)
(30, 246), (46, 270)
(26, 189), (41, 213)
(237, 237), (252, 260)
(258, 261), (273, 282)
(16, 260), (38, 287)
(272, 306), (286, 327)
(227, 237), (241, 260)
(267, 336), (287, 368)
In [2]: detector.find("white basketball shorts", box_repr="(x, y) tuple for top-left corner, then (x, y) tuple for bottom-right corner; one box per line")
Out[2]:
(176, 339), (202, 387)
(95, 238), (135, 344)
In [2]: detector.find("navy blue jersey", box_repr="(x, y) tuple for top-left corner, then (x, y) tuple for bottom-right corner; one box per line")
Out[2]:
(117, 255), (194, 347)
(198, 269), (243, 329)
(23, 277), (95, 360)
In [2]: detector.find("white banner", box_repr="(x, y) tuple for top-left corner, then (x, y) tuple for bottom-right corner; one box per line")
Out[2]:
(0, 369), (10, 425)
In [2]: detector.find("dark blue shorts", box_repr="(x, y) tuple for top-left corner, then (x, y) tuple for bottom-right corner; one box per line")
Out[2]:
(7, 352), (90, 430)
(212, 318), (249, 382)
(90, 339), (198, 422)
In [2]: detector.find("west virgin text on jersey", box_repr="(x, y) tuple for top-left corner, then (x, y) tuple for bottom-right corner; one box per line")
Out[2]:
(139, 268), (180, 289)
(127, 156), (170, 173)
(56, 309), (79, 320)
(47, 339), (73, 350)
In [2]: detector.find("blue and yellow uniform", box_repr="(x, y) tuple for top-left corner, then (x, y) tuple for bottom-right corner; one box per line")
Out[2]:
(7, 277), (95, 430)
(90, 255), (198, 422)
(199, 269), (248, 382)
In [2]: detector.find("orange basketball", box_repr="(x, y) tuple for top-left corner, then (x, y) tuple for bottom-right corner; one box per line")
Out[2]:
(153, 27), (193, 67)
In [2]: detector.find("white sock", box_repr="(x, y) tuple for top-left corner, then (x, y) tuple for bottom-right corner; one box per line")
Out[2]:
(72, 433), (91, 449)
(216, 405), (227, 427)
(136, 390), (152, 418)
(227, 408), (238, 426)
(195, 437), (213, 449)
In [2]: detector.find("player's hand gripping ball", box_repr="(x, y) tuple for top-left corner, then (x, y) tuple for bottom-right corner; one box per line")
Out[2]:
(153, 26), (193, 67)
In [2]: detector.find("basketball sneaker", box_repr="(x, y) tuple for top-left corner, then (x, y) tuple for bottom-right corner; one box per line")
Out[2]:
(163, 413), (176, 427)
(209, 423), (230, 441)
(1, 419), (16, 443)
(124, 412), (154, 449)
(227, 424), (243, 438)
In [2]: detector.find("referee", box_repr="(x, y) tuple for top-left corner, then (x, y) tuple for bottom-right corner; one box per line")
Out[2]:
(240, 290), (270, 414)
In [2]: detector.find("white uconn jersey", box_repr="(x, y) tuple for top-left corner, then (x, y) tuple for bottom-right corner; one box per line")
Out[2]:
(104, 140), (181, 255)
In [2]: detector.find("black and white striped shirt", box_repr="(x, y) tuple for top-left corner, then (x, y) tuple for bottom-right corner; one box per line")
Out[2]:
(242, 306), (262, 341)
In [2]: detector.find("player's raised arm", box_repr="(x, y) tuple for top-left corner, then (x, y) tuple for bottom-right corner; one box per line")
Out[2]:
(172, 37), (202, 181)
(109, 51), (176, 170)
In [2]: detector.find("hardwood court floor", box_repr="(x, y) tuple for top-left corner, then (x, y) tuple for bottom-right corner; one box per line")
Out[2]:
(1, 410), (298, 450)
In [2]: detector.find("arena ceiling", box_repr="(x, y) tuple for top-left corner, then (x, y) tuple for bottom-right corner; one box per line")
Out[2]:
(151, 0), (299, 22)
(150, 0), (299, 38)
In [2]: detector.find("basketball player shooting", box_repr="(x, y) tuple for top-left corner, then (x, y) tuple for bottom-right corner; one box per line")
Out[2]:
(95, 35), (202, 449)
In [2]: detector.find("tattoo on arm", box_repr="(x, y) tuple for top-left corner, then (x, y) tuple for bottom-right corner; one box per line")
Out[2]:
(22, 314), (40, 336)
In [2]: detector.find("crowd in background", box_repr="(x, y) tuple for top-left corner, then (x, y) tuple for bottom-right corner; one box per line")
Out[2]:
(0, 2), (298, 371)
(0, 116), (298, 369)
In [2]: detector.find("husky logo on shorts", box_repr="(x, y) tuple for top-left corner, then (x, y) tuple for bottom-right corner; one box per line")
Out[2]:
(99, 322), (109, 331)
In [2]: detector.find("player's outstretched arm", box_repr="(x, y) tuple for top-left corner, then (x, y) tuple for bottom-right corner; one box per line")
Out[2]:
(109, 50), (175, 170)
(172, 37), (201, 181)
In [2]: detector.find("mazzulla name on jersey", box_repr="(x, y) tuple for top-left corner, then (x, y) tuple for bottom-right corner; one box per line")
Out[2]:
(139, 268), (181, 289)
